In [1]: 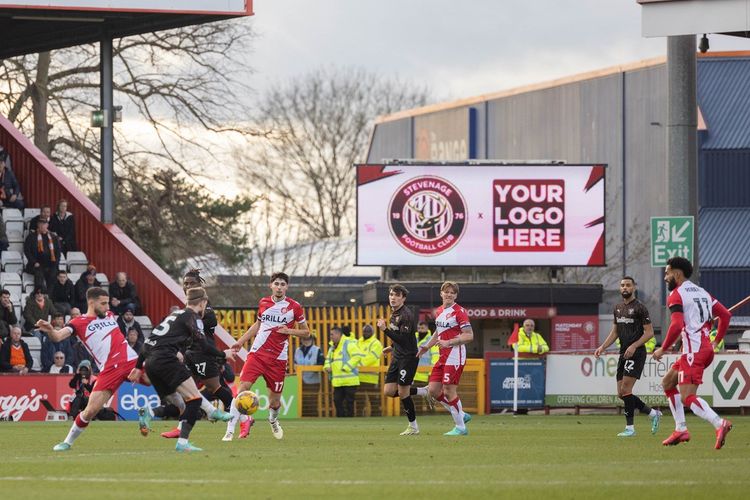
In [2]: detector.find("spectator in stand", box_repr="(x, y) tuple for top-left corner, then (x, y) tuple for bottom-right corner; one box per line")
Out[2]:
(516, 319), (550, 355)
(23, 286), (57, 339)
(48, 350), (73, 374)
(116, 303), (143, 342)
(0, 289), (18, 342)
(126, 327), (143, 354)
(41, 312), (75, 372)
(0, 326), (33, 374)
(0, 150), (24, 210)
(28, 204), (51, 233)
(0, 217), (8, 252)
(109, 272), (141, 315)
(70, 307), (81, 318)
(48, 269), (75, 315)
(73, 266), (100, 311)
(23, 218), (61, 291)
(49, 198), (77, 254)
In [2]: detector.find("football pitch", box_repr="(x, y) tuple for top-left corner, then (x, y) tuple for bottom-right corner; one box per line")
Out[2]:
(1, 415), (747, 499)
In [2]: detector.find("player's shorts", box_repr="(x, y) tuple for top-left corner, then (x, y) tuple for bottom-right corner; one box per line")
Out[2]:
(240, 353), (287, 393)
(184, 350), (221, 380)
(145, 354), (193, 398)
(385, 356), (419, 386)
(616, 347), (647, 380)
(675, 345), (715, 386)
(429, 359), (466, 386)
(92, 358), (137, 393)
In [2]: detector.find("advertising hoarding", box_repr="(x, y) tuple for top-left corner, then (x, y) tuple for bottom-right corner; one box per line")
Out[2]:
(357, 164), (605, 266)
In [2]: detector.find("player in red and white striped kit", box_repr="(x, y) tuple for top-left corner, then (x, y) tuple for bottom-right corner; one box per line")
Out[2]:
(35, 287), (141, 451)
(415, 281), (474, 436)
(652, 257), (733, 449)
(225, 272), (309, 441)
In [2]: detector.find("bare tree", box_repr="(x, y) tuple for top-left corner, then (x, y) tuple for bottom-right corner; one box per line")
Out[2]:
(0, 20), (259, 274)
(236, 67), (431, 240)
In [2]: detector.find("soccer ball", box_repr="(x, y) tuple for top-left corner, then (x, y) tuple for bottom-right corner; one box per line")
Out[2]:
(235, 390), (260, 415)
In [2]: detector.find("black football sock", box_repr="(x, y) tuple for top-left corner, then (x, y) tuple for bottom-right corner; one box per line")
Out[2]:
(214, 386), (234, 411)
(622, 394), (636, 426)
(179, 398), (202, 440)
(633, 395), (652, 416)
(401, 396), (416, 423)
(410, 387), (418, 396)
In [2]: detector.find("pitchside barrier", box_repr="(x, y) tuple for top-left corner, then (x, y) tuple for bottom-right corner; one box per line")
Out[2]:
(544, 352), (750, 413)
(295, 361), (485, 418)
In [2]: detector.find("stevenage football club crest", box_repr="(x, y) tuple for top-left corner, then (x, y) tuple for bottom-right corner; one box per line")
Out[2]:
(388, 176), (467, 255)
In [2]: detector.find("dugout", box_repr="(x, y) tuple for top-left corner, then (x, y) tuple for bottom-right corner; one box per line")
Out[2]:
(363, 281), (602, 356)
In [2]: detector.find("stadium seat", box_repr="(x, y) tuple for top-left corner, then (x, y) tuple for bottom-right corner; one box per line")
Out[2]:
(23, 207), (40, 228)
(1, 250), (23, 273)
(136, 315), (153, 338)
(22, 273), (35, 293)
(96, 273), (109, 286)
(67, 272), (81, 285)
(8, 241), (23, 253)
(65, 251), (88, 274)
(24, 335), (42, 372)
(3, 208), (24, 240)
(13, 304), (21, 321)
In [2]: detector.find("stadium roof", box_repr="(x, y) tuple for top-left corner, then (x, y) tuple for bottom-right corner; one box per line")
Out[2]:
(697, 55), (750, 149)
(699, 207), (750, 268)
(0, 1), (253, 59)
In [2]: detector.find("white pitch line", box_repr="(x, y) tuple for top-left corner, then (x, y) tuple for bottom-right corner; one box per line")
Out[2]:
(2, 477), (748, 487)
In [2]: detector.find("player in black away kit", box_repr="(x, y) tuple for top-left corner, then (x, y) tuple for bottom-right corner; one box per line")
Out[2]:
(377, 284), (420, 436)
(160, 269), (238, 439)
(595, 276), (662, 437)
(128, 287), (232, 452)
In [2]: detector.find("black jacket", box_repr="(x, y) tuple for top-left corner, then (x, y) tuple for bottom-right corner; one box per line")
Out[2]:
(0, 302), (18, 339)
(117, 316), (144, 342)
(49, 211), (77, 253)
(23, 230), (61, 271)
(48, 278), (75, 306)
(0, 340), (33, 372)
(109, 281), (140, 314)
(74, 276), (101, 311)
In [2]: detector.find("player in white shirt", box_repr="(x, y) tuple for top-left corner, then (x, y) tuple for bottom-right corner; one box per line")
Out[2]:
(652, 257), (733, 449)
(415, 281), (474, 436)
(36, 287), (142, 451)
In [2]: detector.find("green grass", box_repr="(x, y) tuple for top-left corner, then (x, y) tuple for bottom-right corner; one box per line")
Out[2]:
(1, 415), (748, 499)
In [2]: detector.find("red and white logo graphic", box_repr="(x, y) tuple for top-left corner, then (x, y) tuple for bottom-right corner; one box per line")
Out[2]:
(389, 176), (467, 255)
(493, 179), (565, 252)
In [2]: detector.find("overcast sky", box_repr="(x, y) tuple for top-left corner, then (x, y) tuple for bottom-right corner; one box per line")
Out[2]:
(246, 0), (750, 102)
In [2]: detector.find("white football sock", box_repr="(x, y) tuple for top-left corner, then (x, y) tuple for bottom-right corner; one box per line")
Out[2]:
(667, 392), (687, 431)
(689, 397), (723, 429)
(269, 407), (279, 422)
(226, 399), (240, 433)
(64, 419), (87, 445)
(447, 398), (465, 430)
(416, 387), (428, 397)
(200, 396), (215, 416)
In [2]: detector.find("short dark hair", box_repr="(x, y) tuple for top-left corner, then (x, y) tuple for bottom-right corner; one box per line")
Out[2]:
(621, 276), (636, 284)
(667, 256), (693, 279)
(52, 312), (64, 319)
(0, 289), (9, 296)
(86, 287), (109, 301)
(57, 269), (68, 276)
(183, 268), (205, 287)
(418, 321), (428, 327)
(270, 272), (289, 284)
(389, 284), (409, 297)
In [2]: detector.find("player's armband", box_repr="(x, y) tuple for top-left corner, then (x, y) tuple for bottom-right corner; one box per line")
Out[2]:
(668, 304), (683, 313)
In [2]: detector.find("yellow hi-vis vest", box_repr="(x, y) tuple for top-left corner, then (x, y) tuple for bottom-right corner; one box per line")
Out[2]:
(357, 335), (383, 385)
(324, 337), (364, 387)
(516, 330), (550, 354)
(414, 332), (439, 383)
(709, 329), (725, 353)
(615, 336), (656, 353)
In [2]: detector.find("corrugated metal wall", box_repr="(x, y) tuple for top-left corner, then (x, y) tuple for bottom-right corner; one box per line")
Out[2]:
(367, 117), (412, 163)
(700, 149), (750, 207)
(700, 270), (750, 316)
(0, 114), (184, 322)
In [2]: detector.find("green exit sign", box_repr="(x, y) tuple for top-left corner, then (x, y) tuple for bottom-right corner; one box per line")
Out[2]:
(650, 216), (694, 267)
